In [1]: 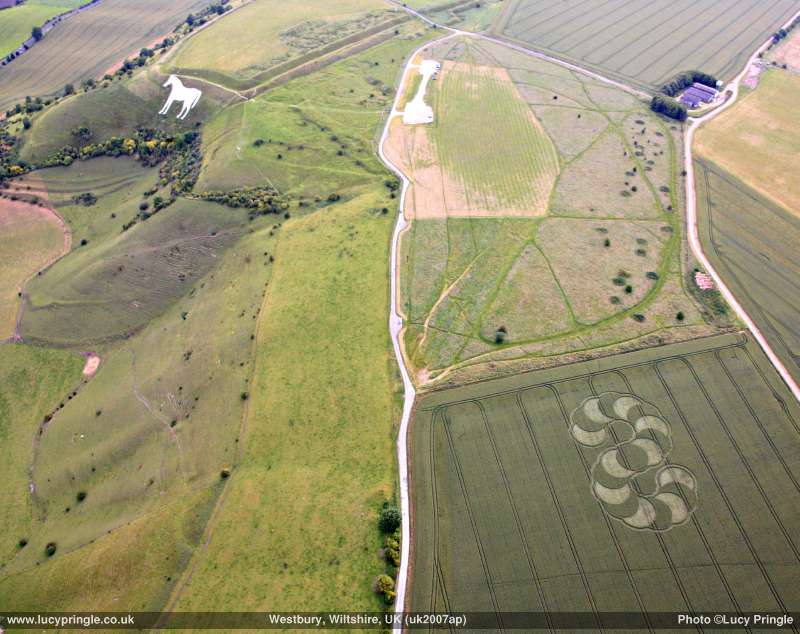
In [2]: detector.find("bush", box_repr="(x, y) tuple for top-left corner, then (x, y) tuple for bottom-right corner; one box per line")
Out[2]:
(624, 285), (633, 294)
(76, 491), (87, 502)
(494, 325), (507, 344)
(240, 391), (249, 401)
(376, 574), (396, 603)
(676, 311), (685, 322)
(646, 271), (659, 280)
(18, 538), (28, 549)
(384, 528), (401, 567)
(632, 313), (646, 322)
(45, 542), (57, 557)
(603, 238), (611, 247)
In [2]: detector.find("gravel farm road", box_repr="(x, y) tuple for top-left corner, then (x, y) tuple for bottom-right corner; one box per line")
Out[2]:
(378, 4), (800, 627)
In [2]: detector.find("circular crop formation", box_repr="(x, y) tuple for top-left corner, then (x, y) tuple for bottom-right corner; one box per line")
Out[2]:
(570, 392), (697, 531)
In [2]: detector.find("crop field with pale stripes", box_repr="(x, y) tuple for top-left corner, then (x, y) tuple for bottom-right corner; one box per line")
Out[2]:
(409, 333), (800, 624)
(494, 0), (799, 90)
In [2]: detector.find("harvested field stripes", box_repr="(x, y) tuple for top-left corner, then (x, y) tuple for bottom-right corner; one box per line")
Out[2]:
(496, 0), (799, 89)
(410, 334), (800, 623)
(651, 362), (793, 613)
(695, 159), (800, 386)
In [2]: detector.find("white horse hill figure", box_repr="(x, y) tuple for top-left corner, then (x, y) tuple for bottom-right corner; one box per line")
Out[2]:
(159, 75), (202, 120)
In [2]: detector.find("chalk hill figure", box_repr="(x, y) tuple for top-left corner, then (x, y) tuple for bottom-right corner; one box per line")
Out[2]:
(159, 75), (202, 120)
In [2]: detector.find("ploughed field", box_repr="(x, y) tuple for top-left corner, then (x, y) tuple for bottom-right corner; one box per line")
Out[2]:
(409, 332), (800, 624)
(0, 0), (215, 112)
(494, 0), (799, 90)
(0, 0), (88, 57)
(694, 160), (800, 388)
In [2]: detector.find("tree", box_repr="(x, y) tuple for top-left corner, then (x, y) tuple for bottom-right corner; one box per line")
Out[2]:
(64, 83), (75, 95)
(378, 506), (401, 533)
(650, 95), (687, 121)
(32, 26), (43, 41)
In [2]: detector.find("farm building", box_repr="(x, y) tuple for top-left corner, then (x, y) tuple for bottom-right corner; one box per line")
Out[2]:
(681, 83), (718, 108)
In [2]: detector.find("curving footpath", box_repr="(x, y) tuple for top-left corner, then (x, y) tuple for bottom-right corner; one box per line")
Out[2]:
(684, 8), (800, 403)
(378, 6), (800, 628)
(377, 31), (459, 628)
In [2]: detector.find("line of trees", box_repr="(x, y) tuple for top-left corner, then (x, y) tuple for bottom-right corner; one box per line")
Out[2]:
(659, 70), (718, 97)
(650, 95), (687, 121)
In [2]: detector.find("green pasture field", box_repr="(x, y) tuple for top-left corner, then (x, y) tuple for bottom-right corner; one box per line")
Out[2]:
(0, 0), (87, 57)
(399, 38), (724, 382)
(695, 69), (800, 218)
(19, 69), (234, 165)
(1, 19), (429, 612)
(694, 158), (800, 387)
(0, 210), (280, 608)
(409, 331), (800, 621)
(168, 186), (401, 613)
(0, 344), (82, 569)
(0, 0), (214, 112)
(169, 0), (401, 90)
(198, 27), (431, 197)
(0, 199), (64, 340)
(494, 0), (799, 90)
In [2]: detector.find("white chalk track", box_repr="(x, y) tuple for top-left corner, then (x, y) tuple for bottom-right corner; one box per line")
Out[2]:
(378, 6), (800, 629)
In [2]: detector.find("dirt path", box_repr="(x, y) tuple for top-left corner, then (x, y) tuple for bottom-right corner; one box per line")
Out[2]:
(377, 30), (461, 624)
(683, 7), (800, 403)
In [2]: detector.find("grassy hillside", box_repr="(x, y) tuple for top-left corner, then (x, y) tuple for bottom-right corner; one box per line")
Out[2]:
(0, 198), (66, 340)
(695, 69), (800, 218)
(0, 0), (215, 111)
(0, 344), (82, 567)
(170, 188), (400, 612)
(19, 70), (233, 165)
(22, 196), (251, 346)
(0, 212), (281, 607)
(198, 29), (430, 196)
